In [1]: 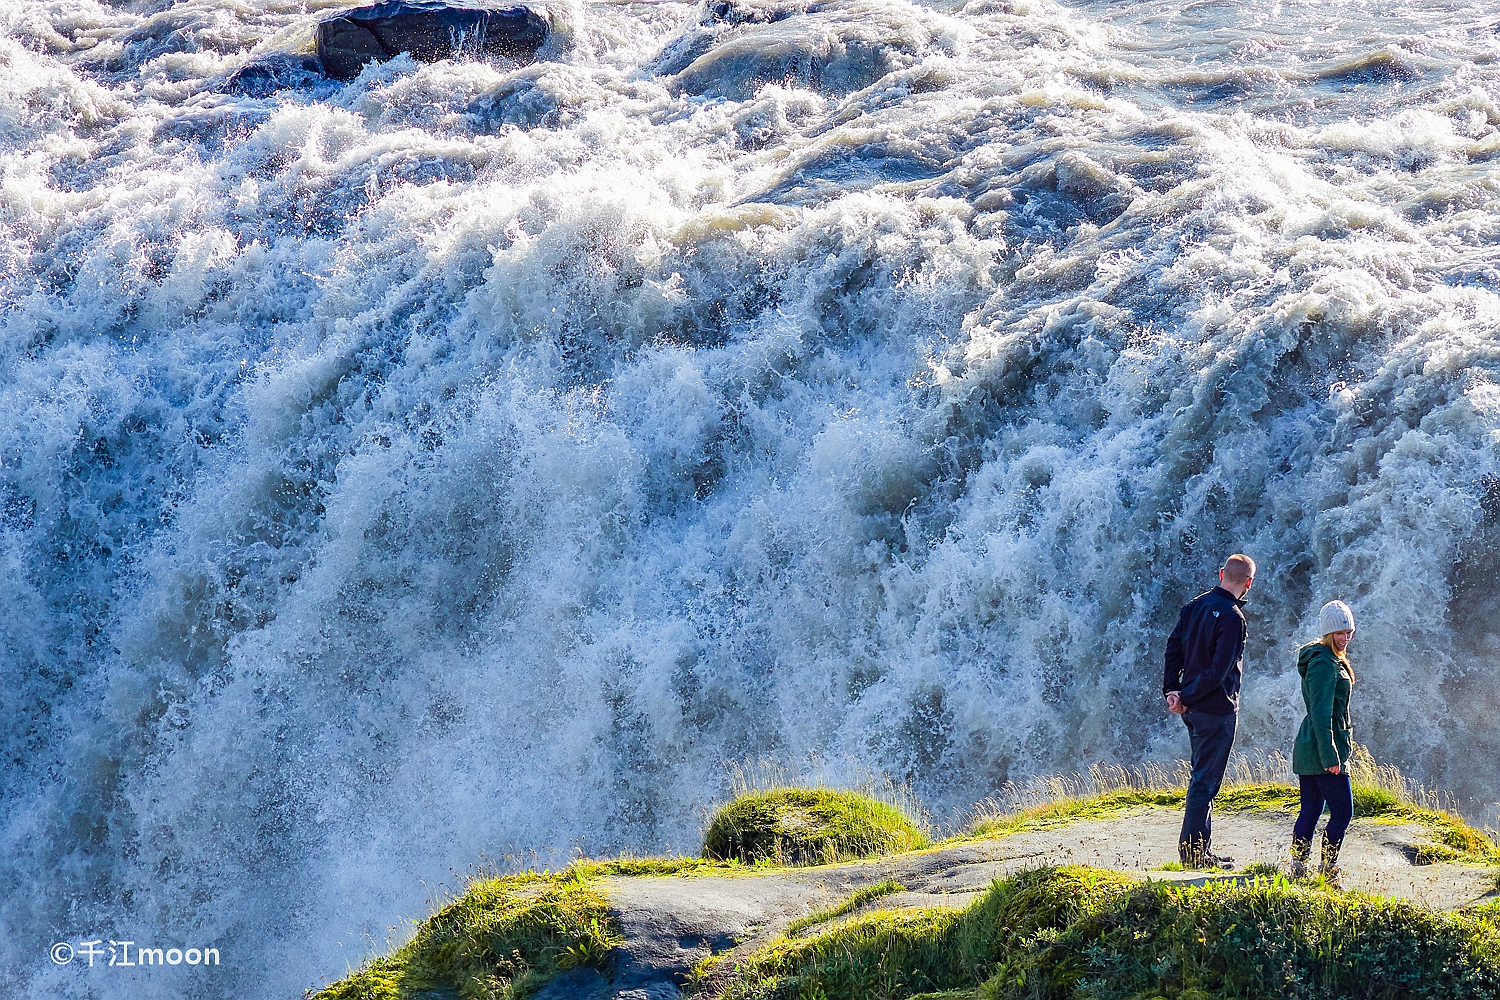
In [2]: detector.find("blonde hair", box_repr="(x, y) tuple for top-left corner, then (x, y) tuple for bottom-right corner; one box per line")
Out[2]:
(1321, 633), (1355, 684)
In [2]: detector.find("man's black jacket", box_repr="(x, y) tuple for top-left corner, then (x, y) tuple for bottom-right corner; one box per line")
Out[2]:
(1162, 585), (1248, 716)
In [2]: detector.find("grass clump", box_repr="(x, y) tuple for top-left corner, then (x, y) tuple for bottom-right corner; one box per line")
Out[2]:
(703, 788), (930, 866)
(715, 867), (1132, 999)
(309, 854), (758, 1000)
(714, 867), (1500, 1000)
(961, 748), (1498, 864)
(307, 869), (620, 1000)
(1341, 745), (1500, 862)
(980, 873), (1500, 1000)
(785, 880), (908, 937)
(960, 755), (1294, 842)
(567, 855), (742, 878)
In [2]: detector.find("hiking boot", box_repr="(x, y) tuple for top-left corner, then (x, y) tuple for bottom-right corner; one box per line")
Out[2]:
(1288, 837), (1312, 878)
(1319, 833), (1343, 887)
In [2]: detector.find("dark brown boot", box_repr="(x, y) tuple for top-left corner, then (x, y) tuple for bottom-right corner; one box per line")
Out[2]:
(1180, 838), (1232, 870)
(1319, 833), (1343, 888)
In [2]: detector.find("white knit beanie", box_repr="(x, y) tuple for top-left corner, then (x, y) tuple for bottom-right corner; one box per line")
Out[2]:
(1318, 600), (1355, 635)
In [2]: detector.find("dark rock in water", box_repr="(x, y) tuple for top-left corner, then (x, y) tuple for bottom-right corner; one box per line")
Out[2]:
(222, 56), (328, 98)
(317, 1), (549, 81)
(701, 0), (814, 26)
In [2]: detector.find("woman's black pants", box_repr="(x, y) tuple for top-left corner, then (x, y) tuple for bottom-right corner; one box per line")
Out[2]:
(1292, 771), (1353, 846)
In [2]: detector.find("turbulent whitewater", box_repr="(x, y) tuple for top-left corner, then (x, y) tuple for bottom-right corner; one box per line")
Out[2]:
(3, 0), (1500, 996)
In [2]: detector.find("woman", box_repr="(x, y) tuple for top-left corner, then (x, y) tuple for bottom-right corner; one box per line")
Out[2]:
(1289, 600), (1356, 882)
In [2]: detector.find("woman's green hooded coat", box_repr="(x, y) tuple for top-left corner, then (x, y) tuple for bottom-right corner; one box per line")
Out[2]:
(1293, 641), (1353, 775)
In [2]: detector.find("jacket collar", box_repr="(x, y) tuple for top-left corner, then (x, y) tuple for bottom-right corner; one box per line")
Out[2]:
(1212, 585), (1247, 607)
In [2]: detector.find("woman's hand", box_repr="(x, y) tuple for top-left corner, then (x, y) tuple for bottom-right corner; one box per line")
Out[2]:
(1326, 764), (1341, 775)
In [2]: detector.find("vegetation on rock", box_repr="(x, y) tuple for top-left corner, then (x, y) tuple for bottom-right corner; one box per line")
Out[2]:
(306, 859), (725, 1000)
(962, 748), (1498, 865)
(784, 879), (908, 938)
(703, 788), (931, 866)
(714, 867), (1500, 1000)
(309, 753), (1498, 1000)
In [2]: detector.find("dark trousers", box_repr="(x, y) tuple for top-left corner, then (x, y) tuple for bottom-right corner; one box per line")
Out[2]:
(1179, 709), (1237, 857)
(1292, 771), (1353, 847)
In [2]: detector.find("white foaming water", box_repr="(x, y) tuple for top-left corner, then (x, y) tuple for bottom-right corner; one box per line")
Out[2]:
(2, 0), (1499, 995)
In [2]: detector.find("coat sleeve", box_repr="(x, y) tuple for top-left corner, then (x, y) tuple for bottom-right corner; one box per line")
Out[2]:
(1162, 607), (1186, 694)
(1303, 652), (1340, 770)
(1178, 608), (1243, 707)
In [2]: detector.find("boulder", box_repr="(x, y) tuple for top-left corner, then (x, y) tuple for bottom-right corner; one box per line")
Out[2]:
(222, 55), (327, 97)
(317, 1), (549, 81)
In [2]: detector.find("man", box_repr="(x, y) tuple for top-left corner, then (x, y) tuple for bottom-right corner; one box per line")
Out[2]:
(1162, 553), (1255, 869)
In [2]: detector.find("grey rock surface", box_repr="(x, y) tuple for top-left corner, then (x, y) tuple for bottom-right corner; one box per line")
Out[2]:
(601, 871), (818, 993)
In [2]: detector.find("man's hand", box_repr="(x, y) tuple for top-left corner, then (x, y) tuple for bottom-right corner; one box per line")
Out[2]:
(1165, 691), (1186, 715)
(1326, 764), (1341, 775)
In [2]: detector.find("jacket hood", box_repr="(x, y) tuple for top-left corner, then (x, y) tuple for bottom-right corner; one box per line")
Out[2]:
(1297, 641), (1335, 677)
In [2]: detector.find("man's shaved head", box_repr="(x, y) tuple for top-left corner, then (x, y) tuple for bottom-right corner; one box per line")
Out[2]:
(1222, 554), (1256, 585)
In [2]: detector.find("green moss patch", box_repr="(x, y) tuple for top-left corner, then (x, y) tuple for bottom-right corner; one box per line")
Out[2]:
(307, 855), (761, 1000)
(980, 872), (1500, 1000)
(703, 788), (930, 866)
(714, 867), (1500, 1000)
(308, 869), (621, 1000)
(714, 867), (1131, 998)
